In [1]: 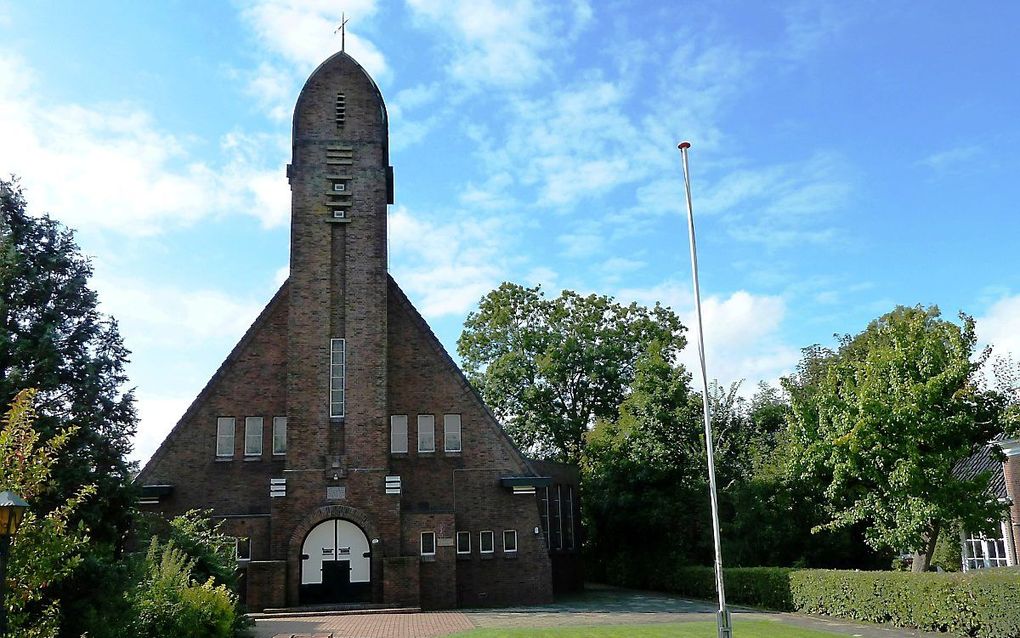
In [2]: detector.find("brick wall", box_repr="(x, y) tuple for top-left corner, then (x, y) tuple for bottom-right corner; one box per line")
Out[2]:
(1002, 444), (1020, 564)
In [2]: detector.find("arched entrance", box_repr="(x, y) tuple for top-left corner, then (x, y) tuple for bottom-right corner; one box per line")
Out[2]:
(299, 518), (372, 604)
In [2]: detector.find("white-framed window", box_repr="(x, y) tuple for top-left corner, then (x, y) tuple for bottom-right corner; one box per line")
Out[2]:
(457, 531), (471, 554)
(235, 537), (251, 561)
(503, 529), (518, 553)
(965, 532), (1010, 569)
(390, 415), (408, 454)
(245, 416), (263, 456)
(333, 182), (346, 192)
(420, 531), (436, 556)
(216, 417), (235, 457)
(479, 530), (494, 554)
(330, 338), (346, 418)
(444, 414), (462, 452)
(272, 417), (287, 455)
(417, 414), (435, 452)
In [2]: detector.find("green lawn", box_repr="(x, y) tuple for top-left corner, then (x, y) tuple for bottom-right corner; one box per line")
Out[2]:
(449, 621), (841, 637)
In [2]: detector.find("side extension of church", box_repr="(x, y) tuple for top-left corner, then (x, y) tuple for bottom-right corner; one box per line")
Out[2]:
(136, 51), (581, 611)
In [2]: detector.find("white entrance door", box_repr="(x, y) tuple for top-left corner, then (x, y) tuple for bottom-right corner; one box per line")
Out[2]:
(301, 518), (371, 585)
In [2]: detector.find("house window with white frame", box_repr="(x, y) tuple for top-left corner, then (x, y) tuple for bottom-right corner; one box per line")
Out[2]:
(964, 531), (1011, 570)
(418, 414), (435, 452)
(245, 416), (263, 456)
(479, 530), (494, 554)
(444, 414), (462, 452)
(330, 338), (346, 418)
(390, 415), (408, 454)
(457, 531), (471, 554)
(272, 416), (287, 455)
(420, 531), (436, 556)
(216, 417), (235, 458)
(503, 529), (518, 553)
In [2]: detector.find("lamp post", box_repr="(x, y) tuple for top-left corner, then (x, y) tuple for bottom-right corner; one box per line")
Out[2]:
(0, 491), (29, 637)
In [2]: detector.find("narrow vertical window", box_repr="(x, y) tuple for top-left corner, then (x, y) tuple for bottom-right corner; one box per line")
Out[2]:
(444, 414), (462, 452)
(245, 417), (263, 456)
(390, 415), (408, 454)
(565, 485), (575, 550)
(539, 486), (550, 549)
(556, 484), (564, 550)
(549, 485), (561, 550)
(330, 338), (346, 418)
(417, 414), (435, 452)
(420, 531), (436, 556)
(503, 529), (518, 553)
(216, 417), (235, 458)
(273, 416), (287, 455)
(479, 530), (494, 554)
(457, 531), (471, 555)
(236, 537), (251, 561)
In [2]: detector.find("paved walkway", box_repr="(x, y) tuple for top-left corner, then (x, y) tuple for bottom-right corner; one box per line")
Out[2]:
(250, 584), (943, 638)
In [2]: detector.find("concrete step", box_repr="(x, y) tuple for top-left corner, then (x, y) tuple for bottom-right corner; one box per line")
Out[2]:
(252, 604), (421, 620)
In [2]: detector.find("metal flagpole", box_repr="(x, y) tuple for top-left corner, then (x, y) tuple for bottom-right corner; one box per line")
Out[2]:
(677, 141), (733, 638)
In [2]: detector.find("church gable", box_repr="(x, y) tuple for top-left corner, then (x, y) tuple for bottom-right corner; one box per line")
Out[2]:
(386, 275), (532, 474)
(137, 282), (290, 513)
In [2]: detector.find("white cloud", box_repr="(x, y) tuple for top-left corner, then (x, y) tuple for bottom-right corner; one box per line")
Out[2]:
(388, 206), (514, 318)
(618, 282), (799, 390)
(406, 0), (591, 90)
(977, 294), (1020, 361)
(919, 145), (982, 172)
(0, 51), (290, 235)
(132, 393), (194, 466)
(697, 153), (852, 245)
(239, 0), (385, 76)
(274, 264), (290, 286)
(93, 274), (267, 350)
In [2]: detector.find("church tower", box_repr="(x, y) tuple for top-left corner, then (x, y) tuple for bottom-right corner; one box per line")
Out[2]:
(136, 49), (580, 612)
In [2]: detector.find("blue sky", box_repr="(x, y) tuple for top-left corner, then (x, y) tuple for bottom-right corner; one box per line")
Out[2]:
(1, 1), (1018, 466)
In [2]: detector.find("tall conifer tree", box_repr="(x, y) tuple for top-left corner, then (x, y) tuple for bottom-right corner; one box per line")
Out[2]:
(0, 177), (137, 548)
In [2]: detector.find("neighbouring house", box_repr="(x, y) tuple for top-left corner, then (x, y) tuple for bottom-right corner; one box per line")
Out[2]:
(952, 438), (1020, 570)
(135, 49), (581, 611)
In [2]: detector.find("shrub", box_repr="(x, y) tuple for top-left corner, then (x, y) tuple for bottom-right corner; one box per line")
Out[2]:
(131, 539), (237, 638)
(790, 569), (1020, 637)
(601, 561), (1020, 637)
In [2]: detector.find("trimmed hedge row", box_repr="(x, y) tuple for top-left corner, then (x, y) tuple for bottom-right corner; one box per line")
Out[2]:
(600, 556), (1020, 637)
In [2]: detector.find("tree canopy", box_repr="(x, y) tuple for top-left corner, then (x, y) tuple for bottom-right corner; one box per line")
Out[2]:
(457, 282), (685, 462)
(0, 178), (137, 547)
(782, 305), (1004, 571)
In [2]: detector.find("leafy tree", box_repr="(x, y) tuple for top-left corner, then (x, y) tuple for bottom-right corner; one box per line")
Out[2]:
(782, 306), (1004, 572)
(0, 178), (137, 547)
(583, 341), (707, 566)
(1, 389), (95, 638)
(458, 283), (685, 462)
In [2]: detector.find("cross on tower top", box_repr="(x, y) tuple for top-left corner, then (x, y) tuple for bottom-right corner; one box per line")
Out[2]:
(334, 12), (351, 53)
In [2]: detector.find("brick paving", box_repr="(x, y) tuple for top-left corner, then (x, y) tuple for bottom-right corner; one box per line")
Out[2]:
(252, 612), (472, 638)
(250, 584), (944, 638)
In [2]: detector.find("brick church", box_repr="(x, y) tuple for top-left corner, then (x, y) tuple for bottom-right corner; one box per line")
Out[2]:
(136, 50), (580, 611)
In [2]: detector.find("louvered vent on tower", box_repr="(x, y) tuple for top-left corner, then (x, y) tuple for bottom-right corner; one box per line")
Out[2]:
(335, 92), (346, 128)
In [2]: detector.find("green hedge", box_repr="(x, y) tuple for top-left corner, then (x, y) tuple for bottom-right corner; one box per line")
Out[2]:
(601, 559), (1020, 637)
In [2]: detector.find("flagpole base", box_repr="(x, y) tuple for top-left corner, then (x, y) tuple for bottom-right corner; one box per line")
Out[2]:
(717, 609), (733, 638)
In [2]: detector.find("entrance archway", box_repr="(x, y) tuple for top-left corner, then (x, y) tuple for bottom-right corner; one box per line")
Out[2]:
(299, 518), (371, 604)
